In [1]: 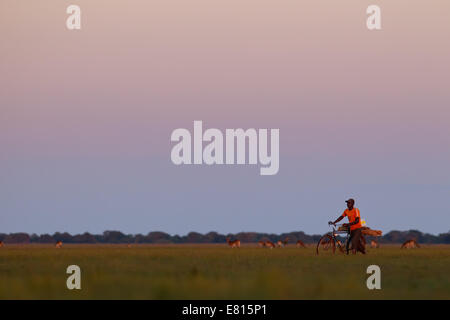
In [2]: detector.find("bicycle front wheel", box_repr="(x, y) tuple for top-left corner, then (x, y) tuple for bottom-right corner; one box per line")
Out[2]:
(316, 234), (336, 255)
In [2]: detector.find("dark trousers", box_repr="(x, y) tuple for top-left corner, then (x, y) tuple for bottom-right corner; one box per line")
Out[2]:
(347, 228), (366, 254)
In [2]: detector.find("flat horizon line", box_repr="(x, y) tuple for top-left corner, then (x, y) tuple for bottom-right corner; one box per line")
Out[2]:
(1, 228), (448, 237)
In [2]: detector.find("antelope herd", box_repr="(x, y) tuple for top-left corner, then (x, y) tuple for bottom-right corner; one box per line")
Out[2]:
(234, 237), (308, 249)
(0, 238), (425, 250)
(227, 238), (424, 250)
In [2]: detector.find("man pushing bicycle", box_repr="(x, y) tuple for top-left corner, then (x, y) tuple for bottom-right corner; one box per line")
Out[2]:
(329, 198), (366, 254)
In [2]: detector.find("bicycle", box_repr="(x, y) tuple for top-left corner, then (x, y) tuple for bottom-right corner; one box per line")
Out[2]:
(316, 222), (350, 255)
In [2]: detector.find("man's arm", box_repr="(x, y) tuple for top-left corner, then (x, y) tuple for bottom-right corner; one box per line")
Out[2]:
(330, 215), (344, 225)
(348, 217), (359, 226)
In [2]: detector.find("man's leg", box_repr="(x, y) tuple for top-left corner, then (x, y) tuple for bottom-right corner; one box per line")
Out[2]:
(352, 228), (365, 254)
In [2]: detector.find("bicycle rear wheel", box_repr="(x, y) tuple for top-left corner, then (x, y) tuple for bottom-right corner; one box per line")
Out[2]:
(316, 234), (336, 255)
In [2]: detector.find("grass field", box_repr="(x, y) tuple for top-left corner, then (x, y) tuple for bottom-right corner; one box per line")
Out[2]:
(0, 244), (449, 299)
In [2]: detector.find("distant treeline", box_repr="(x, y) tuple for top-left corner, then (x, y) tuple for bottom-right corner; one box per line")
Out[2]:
(1, 230), (450, 244)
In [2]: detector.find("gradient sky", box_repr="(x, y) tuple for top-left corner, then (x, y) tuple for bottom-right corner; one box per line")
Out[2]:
(1, 0), (449, 235)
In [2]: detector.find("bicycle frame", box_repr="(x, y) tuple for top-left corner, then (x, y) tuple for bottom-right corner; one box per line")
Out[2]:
(330, 224), (350, 250)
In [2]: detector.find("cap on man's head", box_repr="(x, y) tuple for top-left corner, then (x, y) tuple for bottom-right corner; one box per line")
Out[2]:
(345, 198), (355, 205)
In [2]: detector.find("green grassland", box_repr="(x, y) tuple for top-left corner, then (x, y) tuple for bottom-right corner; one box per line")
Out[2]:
(0, 244), (449, 299)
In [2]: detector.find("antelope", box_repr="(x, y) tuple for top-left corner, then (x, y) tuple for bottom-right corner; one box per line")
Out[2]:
(276, 238), (289, 247)
(0, 241), (3, 248)
(226, 238), (240, 248)
(55, 241), (63, 248)
(258, 240), (266, 247)
(370, 239), (379, 248)
(401, 239), (420, 249)
(296, 240), (306, 248)
(265, 240), (276, 249)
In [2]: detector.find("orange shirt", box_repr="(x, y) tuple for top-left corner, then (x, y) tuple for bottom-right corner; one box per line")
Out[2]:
(342, 208), (362, 231)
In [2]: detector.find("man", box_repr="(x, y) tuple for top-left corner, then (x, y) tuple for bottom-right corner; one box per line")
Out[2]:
(329, 198), (366, 254)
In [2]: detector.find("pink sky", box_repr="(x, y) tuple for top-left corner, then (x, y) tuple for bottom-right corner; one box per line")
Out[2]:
(1, 1), (449, 235)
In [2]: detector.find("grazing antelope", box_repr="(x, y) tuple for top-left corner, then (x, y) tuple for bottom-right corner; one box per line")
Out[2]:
(226, 238), (241, 248)
(276, 238), (289, 247)
(265, 240), (276, 249)
(55, 241), (63, 248)
(258, 240), (266, 247)
(370, 239), (380, 248)
(0, 241), (3, 248)
(296, 240), (306, 248)
(401, 239), (420, 249)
